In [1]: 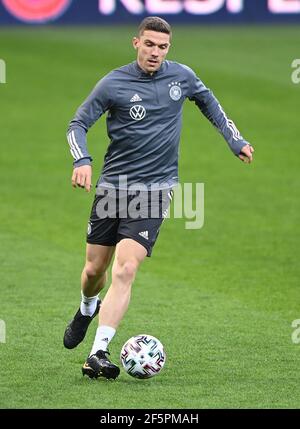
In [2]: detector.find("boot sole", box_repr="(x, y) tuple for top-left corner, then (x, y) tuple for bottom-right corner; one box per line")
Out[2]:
(82, 363), (120, 380)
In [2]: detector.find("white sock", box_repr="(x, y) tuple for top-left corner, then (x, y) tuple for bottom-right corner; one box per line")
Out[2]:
(90, 325), (116, 356)
(80, 291), (98, 317)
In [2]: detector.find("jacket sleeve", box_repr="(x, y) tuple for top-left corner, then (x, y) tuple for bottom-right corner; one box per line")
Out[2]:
(66, 74), (114, 167)
(185, 65), (250, 156)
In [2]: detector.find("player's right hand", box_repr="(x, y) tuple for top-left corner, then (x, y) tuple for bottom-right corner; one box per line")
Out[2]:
(238, 144), (254, 164)
(72, 165), (92, 192)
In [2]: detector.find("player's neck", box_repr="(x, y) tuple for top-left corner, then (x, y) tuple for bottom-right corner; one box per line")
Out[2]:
(136, 60), (155, 76)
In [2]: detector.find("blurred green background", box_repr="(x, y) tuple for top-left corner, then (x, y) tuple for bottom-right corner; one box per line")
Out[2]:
(0, 26), (299, 408)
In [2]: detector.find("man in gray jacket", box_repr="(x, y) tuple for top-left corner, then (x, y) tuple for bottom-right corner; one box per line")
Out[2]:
(64, 16), (254, 380)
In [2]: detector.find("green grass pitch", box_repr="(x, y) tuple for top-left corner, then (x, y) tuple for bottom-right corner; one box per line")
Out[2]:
(0, 25), (299, 409)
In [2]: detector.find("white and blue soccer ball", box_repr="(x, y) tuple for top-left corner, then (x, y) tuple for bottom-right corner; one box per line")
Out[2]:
(120, 334), (166, 379)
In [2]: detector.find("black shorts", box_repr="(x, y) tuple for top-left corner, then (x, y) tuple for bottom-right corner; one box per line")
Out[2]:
(86, 188), (173, 257)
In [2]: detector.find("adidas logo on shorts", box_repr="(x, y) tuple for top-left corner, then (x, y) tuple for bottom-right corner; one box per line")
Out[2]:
(138, 230), (149, 240)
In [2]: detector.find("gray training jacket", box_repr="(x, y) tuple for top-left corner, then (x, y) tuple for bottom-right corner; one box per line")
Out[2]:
(67, 60), (249, 189)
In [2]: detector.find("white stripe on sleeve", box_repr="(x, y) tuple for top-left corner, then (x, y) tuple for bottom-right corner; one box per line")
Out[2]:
(71, 130), (84, 158)
(67, 133), (80, 160)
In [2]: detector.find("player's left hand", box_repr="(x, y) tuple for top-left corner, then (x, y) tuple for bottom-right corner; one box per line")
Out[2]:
(238, 144), (254, 163)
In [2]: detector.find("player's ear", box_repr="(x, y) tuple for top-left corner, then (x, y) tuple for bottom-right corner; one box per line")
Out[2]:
(132, 37), (139, 50)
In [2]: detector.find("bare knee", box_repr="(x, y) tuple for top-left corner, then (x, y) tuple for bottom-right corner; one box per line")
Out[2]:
(84, 262), (107, 282)
(113, 260), (138, 285)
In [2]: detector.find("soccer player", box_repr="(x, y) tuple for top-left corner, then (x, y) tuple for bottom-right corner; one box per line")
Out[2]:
(64, 16), (254, 380)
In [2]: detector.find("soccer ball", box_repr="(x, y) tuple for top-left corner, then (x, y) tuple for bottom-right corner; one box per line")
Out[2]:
(120, 334), (166, 379)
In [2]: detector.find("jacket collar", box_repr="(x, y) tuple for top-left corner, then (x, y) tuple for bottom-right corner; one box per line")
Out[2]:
(132, 60), (167, 78)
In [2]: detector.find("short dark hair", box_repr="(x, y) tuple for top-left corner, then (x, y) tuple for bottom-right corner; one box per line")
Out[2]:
(138, 16), (172, 39)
